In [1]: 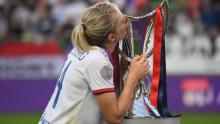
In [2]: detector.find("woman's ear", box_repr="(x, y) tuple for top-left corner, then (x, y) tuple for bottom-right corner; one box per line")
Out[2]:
(107, 33), (116, 43)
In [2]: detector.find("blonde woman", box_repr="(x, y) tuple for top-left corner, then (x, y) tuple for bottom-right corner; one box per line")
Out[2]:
(39, 2), (149, 124)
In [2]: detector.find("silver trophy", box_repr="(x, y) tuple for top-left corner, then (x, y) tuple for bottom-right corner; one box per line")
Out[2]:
(119, 0), (169, 119)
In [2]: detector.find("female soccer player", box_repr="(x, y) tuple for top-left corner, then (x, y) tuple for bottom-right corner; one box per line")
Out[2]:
(39, 1), (149, 124)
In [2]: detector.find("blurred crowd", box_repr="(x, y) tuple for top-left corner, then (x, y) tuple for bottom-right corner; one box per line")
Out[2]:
(168, 0), (220, 58)
(0, 0), (219, 56)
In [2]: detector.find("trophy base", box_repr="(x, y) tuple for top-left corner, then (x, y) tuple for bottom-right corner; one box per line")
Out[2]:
(123, 117), (180, 124)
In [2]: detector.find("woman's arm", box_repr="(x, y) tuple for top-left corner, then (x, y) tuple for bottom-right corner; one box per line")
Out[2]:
(95, 54), (149, 124)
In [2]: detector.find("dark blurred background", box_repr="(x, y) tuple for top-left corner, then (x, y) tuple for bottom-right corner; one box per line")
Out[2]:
(0, 0), (220, 124)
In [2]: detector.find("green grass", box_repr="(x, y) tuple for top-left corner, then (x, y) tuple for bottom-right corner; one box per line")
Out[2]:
(180, 113), (220, 124)
(0, 113), (40, 124)
(0, 113), (219, 124)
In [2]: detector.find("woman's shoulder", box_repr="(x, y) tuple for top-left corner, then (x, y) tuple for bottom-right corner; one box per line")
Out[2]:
(87, 47), (111, 63)
(84, 48), (112, 71)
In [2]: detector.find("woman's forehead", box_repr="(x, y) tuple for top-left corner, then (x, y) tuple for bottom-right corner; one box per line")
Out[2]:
(112, 10), (123, 24)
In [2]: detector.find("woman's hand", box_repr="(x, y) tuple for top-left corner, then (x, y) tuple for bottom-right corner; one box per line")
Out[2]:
(128, 53), (150, 83)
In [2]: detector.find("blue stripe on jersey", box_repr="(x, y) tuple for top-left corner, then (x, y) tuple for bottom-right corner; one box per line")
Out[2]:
(53, 60), (72, 108)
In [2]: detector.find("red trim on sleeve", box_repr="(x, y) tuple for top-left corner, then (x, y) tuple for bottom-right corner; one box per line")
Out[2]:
(92, 88), (115, 94)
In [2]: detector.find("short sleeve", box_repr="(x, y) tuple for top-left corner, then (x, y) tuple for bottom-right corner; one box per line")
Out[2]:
(85, 58), (114, 94)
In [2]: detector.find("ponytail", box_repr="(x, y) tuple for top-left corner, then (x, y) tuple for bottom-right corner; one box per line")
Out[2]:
(71, 24), (91, 51)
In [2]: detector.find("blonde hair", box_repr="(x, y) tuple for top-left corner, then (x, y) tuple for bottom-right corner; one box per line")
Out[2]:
(71, 2), (119, 51)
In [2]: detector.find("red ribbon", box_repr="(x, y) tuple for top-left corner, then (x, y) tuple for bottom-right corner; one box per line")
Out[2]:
(150, 5), (163, 108)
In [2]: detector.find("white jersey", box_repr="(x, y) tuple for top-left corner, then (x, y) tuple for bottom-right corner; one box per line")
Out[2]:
(39, 46), (114, 124)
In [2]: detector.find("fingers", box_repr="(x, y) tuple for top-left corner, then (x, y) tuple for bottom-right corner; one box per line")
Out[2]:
(146, 64), (150, 74)
(132, 55), (141, 61)
(129, 53), (151, 80)
(139, 53), (148, 63)
(143, 61), (148, 68)
(132, 53), (148, 63)
(141, 53), (150, 75)
(143, 60), (150, 72)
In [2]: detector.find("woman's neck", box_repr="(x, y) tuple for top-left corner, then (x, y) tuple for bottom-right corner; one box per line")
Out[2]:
(103, 42), (117, 54)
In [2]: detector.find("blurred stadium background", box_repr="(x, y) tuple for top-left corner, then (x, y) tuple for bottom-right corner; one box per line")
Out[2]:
(0, 0), (220, 123)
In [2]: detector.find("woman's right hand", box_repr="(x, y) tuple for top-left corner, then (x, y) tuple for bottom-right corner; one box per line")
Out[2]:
(128, 53), (150, 84)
